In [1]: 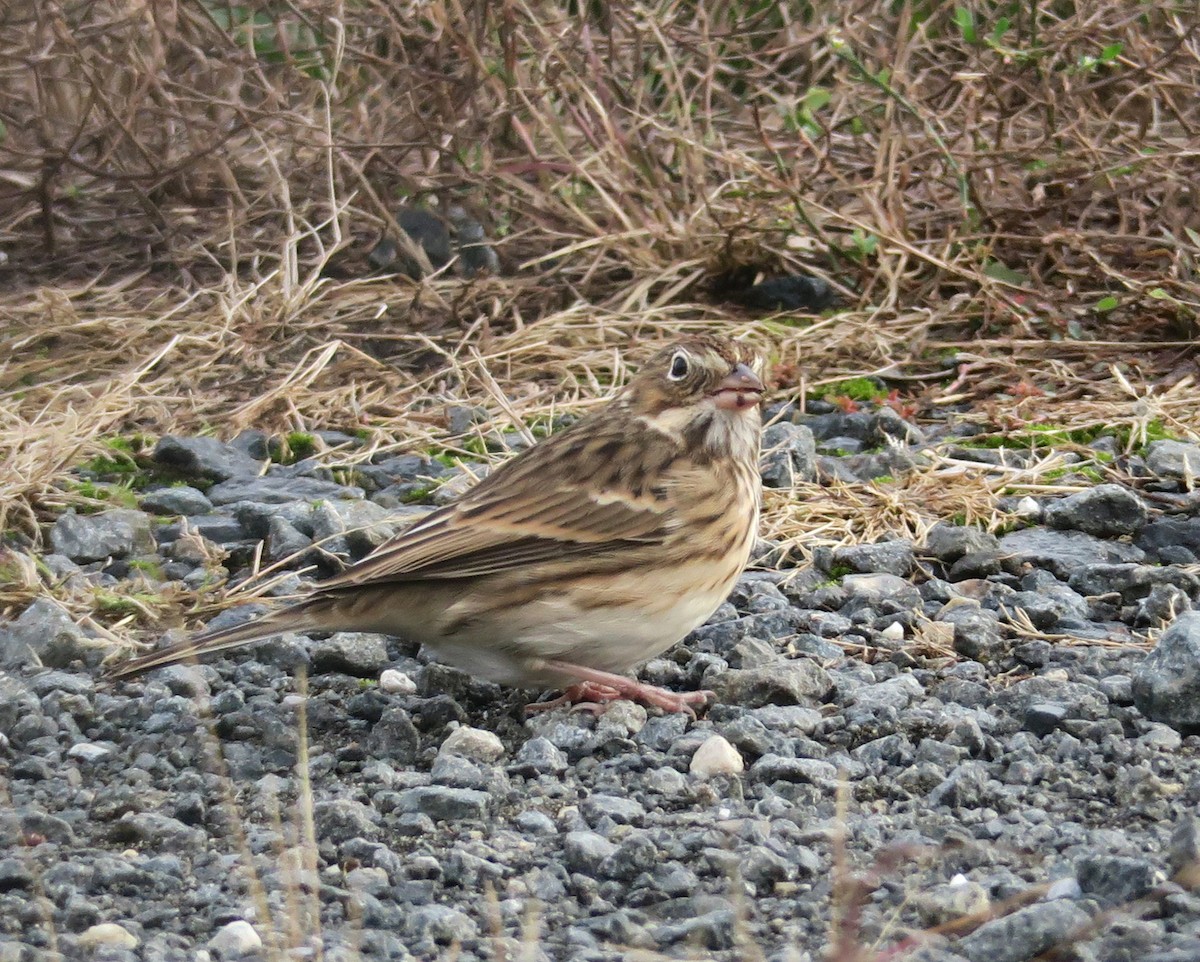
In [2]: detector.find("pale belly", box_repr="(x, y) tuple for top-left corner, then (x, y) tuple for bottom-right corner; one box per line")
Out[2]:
(425, 561), (741, 687)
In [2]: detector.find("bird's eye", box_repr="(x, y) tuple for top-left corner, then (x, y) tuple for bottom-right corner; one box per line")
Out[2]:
(667, 352), (689, 380)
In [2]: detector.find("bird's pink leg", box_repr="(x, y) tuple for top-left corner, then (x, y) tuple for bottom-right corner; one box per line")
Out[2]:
(525, 660), (714, 717)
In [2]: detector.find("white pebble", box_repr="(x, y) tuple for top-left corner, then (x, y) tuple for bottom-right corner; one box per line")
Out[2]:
(67, 742), (112, 762)
(1044, 876), (1082, 901)
(1016, 496), (1041, 518)
(77, 924), (138, 949)
(880, 621), (905, 641)
(690, 735), (745, 776)
(440, 725), (505, 762)
(379, 668), (417, 695)
(208, 920), (262, 956)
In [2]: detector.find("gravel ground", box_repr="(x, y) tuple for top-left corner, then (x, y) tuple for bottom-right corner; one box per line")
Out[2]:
(3, 406), (1200, 962)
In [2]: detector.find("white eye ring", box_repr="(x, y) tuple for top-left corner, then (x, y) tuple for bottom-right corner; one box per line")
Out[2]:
(667, 351), (689, 380)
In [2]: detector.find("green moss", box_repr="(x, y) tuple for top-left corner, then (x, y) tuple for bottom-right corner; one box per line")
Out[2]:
(827, 564), (853, 580)
(821, 377), (886, 402)
(271, 432), (318, 465)
(64, 480), (140, 510)
(126, 559), (165, 579)
(92, 589), (159, 618)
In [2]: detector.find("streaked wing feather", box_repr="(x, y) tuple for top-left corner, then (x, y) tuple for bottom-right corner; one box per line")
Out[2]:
(319, 477), (672, 589)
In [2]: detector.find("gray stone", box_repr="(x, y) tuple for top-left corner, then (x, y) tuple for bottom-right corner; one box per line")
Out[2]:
(404, 903), (477, 945)
(958, 900), (1090, 962)
(922, 523), (1000, 563)
(310, 499), (401, 556)
(1136, 517), (1200, 564)
(1076, 853), (1161, 905)
(158, 514), (246, 545)
(582, 794), (645, 826)
(266, 516), (313, 562)
(937, 605), (1005, 660)
(310, 632), (389, 677)
(1024, 702), (1068, 735)
(50, 508), (153, 563)
(1044, 484), (1148, 537)
(1167, 819), (1200, 888)
(705, 659), (833, 707)
(564, 830), (617, 873)
(508, 736), (567, 776)
(1069, 563), (1200, 602)
(207, 476), (363, 506)
(154, 434), (263, 481)
(1133, 612), (1200, 732)
(842, 573), (922, 608)
(139, 486), (214, 516)
(114, 811), (206, 848)
(832, 540), (915, 576)
(0, 598), (94, 669)
(364, 707), (419, 764)
(759, 423), (817, 488)
(998, 527), (1144, 579)
(1146, 440), (1200, 483)
(313, 798), (380, 842)
(393, 786), (490, 821)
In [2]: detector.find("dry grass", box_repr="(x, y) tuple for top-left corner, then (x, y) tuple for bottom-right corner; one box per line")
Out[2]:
(2, 1), (1199, 571)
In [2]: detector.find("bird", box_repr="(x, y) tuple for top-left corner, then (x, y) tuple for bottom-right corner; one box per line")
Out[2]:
(108, 334), (765, 714)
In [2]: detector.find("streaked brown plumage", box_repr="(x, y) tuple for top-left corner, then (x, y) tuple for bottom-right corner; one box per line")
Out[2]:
(108, 335), (765, 713)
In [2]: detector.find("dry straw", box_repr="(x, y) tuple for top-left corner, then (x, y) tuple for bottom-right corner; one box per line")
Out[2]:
(1, 1), (1198, 560)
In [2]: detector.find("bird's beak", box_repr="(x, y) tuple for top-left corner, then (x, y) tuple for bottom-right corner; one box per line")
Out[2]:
(712, 363), (764, 411)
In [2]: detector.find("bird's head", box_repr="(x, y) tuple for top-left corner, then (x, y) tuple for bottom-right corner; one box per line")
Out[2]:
(625, 335), (765, 459)
(628, 335), (764, 416)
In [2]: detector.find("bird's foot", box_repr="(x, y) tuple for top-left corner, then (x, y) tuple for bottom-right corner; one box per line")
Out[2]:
(526, 660), (714, 718)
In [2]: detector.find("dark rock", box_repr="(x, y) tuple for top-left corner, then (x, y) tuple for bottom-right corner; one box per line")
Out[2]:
(1044, 483), (1147, 537)
(1076, 853), (1160, 905)
(937, 605), (1005, 660)
(207, 477), (363, 506)
(153, 435), (263, 481)
(310, 633), (389, 677)
(759, 423), (817, 487)
(1136, 517), (1200, 564)
(728, 273), (833, 312)
(957, 900), (1090, 962)
(1146, 440), (1200, 483)
(364, 707), (420, 764)
(393, 786), (490, 821)
(831, 540), (915, 576)
(139, 486), (214, 516)
(313, 798), (379, 843)
(705, 660), (833, 707)
(564, 831), (617, 873)
(50, 509), (153, 563)
(0, 598), (94, 669)
(922, 523), (1000, 563)
(1133, 612), (1200, 733)
(998, 527), (1144, 579)
(508, 736), (568, 776)
(1024, 702), (1068, 736)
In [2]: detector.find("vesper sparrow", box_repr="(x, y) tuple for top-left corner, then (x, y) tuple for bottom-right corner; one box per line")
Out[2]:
(110, 335), (765, 713)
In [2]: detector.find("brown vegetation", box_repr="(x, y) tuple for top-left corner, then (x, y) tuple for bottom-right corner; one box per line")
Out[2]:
(1, 0), (1198, 544)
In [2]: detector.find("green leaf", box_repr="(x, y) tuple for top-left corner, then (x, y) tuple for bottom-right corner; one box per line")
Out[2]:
(1100, 43), (1123, 63)
(804, 86), (831, 111)
(1095, 296), (1119, 312)
(983, 259), (1030, 287)
(953, 8), (977, 44)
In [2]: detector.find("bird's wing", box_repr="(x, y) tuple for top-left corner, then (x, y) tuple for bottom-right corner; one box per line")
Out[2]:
(318, 421), (677, 589)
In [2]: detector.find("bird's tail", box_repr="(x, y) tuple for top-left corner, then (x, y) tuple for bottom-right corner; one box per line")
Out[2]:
(105, 601), (325, 679)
